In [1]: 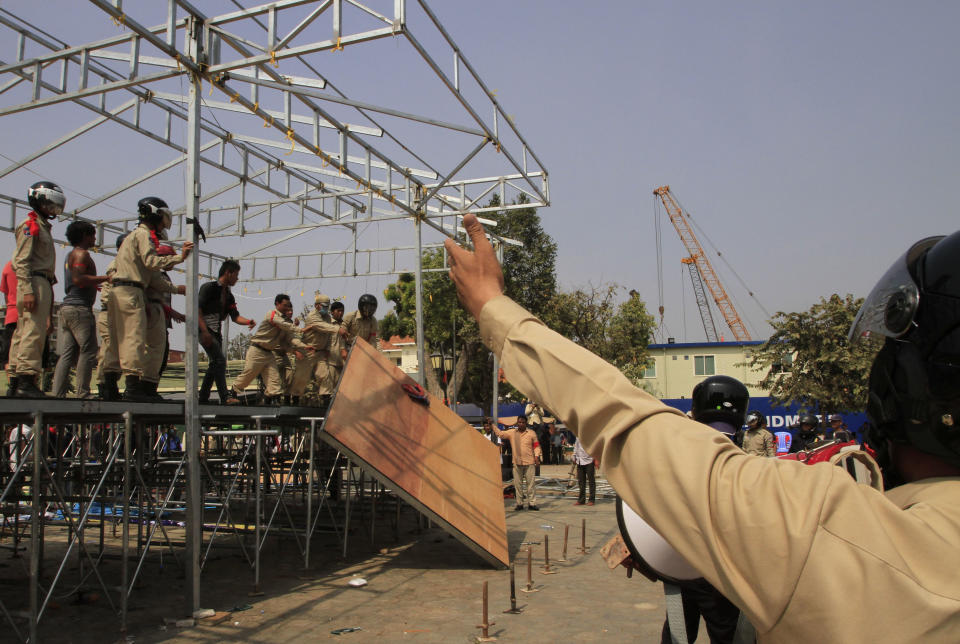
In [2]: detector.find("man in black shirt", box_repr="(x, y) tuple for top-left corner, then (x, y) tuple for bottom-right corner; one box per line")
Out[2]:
(198, 259), (255, 404)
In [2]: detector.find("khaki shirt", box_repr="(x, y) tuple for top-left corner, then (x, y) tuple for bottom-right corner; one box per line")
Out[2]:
(250, 309), (307, 353)
(12, 213), (56, 296)
(344, 310), (378, 347)
(492, 426), (541, 466)
(741, 428), (776, 457)
(478, 295), (960, 642)
(100, 259), (116, 309)
(114, 224), (182, 285)
(328, 320), (346, 368)
(302, 310), (335, 355)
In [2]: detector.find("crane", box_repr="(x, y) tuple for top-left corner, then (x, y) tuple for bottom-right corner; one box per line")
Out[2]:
(681, 257), (719, 342)
(654, 185), (752, 341)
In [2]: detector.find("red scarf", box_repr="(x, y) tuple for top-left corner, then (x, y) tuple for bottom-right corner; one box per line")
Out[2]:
(148, 228), (160, 250)
(25, 211), (40, 237)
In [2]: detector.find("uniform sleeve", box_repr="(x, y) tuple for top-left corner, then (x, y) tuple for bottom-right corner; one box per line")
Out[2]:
(136, 232), (182, 272)
(764, 432), (776, 457)
(12, 225), (37, 296)
(477, 295), (864, 631)
(268, 310), (300, 335)
(147, 271), (179, 294)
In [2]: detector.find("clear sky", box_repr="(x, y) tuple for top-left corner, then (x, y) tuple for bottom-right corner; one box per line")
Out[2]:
(1, 1), (957, 345)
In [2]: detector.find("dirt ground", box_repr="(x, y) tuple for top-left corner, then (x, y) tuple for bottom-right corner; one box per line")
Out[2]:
(2, 465), (710, 643)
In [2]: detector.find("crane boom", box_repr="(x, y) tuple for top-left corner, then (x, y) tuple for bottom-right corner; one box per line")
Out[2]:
(654, 185), (752, 341)
(681, 257), (719, 342)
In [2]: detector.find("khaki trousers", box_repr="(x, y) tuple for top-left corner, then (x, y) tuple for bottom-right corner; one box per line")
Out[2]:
(290, 352), (320, 396)
(142, 301), (166, 383)
(95, 308), (119, 382)
(512, 463), (537, 507)
(10, 277), (52, 376)
(110, 284), (147, 377)
(317, 360), (341, 395)
(232, 345), (283, 396)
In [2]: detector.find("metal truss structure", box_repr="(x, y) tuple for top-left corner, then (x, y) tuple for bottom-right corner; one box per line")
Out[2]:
(0, 400), (415, 642)
(0, 1), (547, 640)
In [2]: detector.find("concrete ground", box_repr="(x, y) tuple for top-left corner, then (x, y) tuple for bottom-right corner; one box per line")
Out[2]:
(20, 465), (712, 643)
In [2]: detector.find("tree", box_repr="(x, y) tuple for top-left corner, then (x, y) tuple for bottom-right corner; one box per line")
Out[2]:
(542, 285), (656, 384)
(744, 294), (882, 414)
(226, 331), (252, 360)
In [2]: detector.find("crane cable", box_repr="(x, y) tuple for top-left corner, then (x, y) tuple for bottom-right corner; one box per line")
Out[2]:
(653, 196), (672, 343)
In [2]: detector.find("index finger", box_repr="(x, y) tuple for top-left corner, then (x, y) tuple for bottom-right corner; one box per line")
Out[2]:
(461, 214), (494, 256)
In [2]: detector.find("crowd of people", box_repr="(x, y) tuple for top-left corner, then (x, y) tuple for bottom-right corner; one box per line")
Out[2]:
(1, 181), (380, 406)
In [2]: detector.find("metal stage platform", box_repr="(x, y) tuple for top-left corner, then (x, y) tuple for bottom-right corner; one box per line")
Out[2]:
(0, 397), (405, 642)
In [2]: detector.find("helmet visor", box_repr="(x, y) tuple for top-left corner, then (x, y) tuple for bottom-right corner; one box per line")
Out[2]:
(847, 239), (942, 343)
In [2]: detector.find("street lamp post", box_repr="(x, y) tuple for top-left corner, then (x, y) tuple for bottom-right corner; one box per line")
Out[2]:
(429, 348), (454, 407)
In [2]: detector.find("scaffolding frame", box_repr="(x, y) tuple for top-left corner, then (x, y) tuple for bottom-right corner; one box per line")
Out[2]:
(0, 1), (547, 639)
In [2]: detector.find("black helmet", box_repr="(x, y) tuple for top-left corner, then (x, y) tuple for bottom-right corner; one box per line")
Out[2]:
(691, 375), (749, 428)
(850, 230), (960, 470)
(358, 293), (378, 316)
(137, 196), (170, 227)
(745, 410), (765, 429)
(116, 233), (129, 249)
(797, 413), (819, 428)
(28, 180), (66, 219)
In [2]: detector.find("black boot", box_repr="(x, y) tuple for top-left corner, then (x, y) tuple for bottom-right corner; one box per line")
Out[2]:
(142, 380), (164, 402)
(6, 375), (20, 397)
(100, 373), (121, 401)
(15, 375), (47, 399)
(122, 375), (152, 403)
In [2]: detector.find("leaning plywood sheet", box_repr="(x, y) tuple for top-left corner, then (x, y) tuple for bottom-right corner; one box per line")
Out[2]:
(322, 338), (508, 568)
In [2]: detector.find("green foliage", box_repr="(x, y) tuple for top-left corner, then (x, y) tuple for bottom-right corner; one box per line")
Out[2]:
(744, 294), (882, 414)
(542, 285), (656, 383)
(226, 331), (251, 360)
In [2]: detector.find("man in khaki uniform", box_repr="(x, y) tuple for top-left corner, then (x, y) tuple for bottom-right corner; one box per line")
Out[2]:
(8, 181), (65, 398)
(290, 293), (336, 405)
(493, 415), (542, 511)
(740, 410), (775, 457)
(111, 197), (192, 401)
(344, 293), (378, 349)
(446, 214), (960, 642)
(230, 294), (315, 404)
(141, 241), (185, 400)
(320, 301), (349, 399)
(95, 236), (123, 400)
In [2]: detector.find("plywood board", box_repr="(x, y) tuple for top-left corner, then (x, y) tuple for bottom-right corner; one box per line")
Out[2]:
(322, 339), (508, 568)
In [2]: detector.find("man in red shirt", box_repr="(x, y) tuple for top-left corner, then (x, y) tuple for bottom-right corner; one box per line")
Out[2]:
(1, 260), (18, 394)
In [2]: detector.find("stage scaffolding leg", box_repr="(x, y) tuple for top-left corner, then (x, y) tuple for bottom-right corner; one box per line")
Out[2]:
(254, 418), (263, 594)
(184, 12), (204, 618)
(121, 411), (132, 634)
(305, 419), (317, 569)
(29, 410), (42, 644)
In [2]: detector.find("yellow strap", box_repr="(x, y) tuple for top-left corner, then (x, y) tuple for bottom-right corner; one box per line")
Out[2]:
(269, 50), (279, 67)
(111, 13), (126, 28)
(333, 37), (344, 52)
(285, 128), (296, 155)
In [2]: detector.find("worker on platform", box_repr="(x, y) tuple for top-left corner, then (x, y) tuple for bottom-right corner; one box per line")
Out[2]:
(7, 181), (64, 398)
(445, 213), (960, 641)
(94, 235), (123, 400)
(229, 294), (316, 405)
(111, 197), (192, 402)
(141, 232), (186, 401)
(290, 293), (336, 406)
(197, 259), (256, 405)
(344, 293), (379, 349)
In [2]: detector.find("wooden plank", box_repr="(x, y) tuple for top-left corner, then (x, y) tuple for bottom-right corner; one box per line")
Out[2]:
(322, 338), (509, 568)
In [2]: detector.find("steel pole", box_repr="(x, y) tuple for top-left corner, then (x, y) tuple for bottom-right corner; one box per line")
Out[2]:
(184, 14), (204, 617)
(414, 217), (425, 385)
